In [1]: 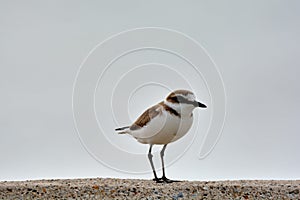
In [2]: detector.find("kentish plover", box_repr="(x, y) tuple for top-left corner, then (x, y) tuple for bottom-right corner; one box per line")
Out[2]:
(115, 89), (207, 183)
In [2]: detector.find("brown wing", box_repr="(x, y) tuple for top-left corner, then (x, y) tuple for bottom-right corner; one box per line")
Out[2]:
(130, 102), (162, 131)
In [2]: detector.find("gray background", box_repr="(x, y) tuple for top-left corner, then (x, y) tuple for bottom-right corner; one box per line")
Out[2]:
(1, 0), (299, 181)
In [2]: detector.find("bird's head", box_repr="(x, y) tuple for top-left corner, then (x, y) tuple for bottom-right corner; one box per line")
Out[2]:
(165, 89), (207, 116)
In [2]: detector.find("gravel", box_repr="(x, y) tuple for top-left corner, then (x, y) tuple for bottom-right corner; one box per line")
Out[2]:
(0, 178), (299, 199)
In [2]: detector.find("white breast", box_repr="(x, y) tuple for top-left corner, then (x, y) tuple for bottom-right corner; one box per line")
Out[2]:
(130, 110), (193, 145)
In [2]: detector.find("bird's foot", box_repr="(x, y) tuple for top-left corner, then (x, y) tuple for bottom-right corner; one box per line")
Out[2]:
(153, 176), (180, 183)
(161, 176), (180, 183)
(153, 177), (164, 183)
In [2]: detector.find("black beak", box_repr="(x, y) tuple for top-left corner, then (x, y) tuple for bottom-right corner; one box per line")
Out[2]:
(197, 101), (207, 108)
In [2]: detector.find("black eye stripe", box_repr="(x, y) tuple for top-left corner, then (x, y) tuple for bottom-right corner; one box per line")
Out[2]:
(170, 96), (179, 103)
(175, 96), (194, 105)
(176, 96), (186, 102)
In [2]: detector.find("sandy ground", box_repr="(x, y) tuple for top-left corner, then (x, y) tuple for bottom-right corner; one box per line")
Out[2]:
(0, 178), (299, 199)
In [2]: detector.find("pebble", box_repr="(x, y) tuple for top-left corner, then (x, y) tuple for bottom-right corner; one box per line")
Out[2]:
(0, 178), (299, 199)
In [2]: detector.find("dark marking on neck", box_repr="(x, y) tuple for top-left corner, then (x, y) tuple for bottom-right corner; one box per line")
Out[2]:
(159, 102), (181, 118)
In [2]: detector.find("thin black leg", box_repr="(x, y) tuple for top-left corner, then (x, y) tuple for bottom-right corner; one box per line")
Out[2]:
(160, 144), (171, 183)
(148, 144), (162, 183)
(160, 144), (179, 183)
(160, 144), (167, 179)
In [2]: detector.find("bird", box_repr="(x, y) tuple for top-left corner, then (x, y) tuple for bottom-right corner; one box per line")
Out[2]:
(115, 89), (207, 183)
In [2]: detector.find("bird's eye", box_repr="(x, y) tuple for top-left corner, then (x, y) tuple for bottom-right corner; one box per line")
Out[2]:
(176, 96), (196, 105)
(176, 96), (187, 103)
(170, 96), (179, 103)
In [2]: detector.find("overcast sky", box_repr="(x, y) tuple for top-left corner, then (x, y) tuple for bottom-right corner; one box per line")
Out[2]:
(1, 0), (299, 181)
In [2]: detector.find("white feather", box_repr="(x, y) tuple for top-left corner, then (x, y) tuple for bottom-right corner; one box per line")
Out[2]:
(129, 108), (193, 145)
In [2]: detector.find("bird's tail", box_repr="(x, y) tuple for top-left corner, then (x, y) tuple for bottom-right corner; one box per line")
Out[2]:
(115, 126), (130, 134)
